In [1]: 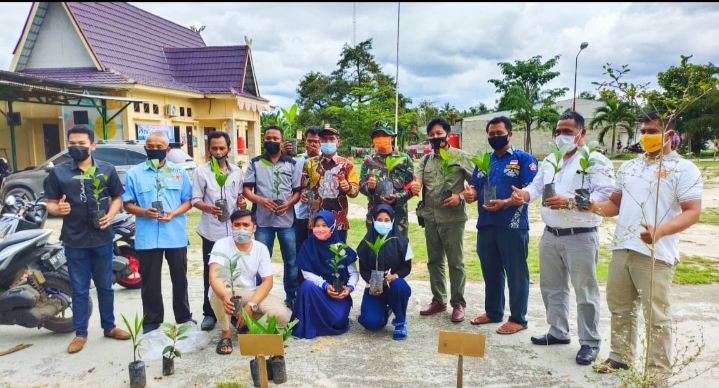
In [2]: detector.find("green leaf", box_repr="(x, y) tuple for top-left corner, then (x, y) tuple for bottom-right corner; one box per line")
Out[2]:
(174, 349), (182, 358)
(260, 158), (273, 167)
(439, 148), (449, 161)
(162, 345), (174, 358)
(580, 158), (589, 170)
(147, 159), (160, 170)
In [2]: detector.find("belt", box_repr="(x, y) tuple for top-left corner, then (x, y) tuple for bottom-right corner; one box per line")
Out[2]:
(545, 226), (597, 237)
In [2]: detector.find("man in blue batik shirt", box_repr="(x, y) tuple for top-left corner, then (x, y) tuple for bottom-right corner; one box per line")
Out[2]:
(465, 116), (538, 335)
(122, 131), (194, 333)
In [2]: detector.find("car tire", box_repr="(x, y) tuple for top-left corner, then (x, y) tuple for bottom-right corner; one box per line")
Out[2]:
(5, 186), (35, 203)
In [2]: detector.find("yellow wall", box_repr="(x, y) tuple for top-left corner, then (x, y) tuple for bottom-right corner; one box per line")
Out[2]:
(0, 101), (64, 171)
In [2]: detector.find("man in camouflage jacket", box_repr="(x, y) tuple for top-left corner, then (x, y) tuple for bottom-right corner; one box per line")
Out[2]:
(359, 121), (414, 236)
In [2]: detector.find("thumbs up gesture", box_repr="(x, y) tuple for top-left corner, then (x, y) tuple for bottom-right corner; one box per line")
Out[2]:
(463, 182), (477, 203)
(57, 195), (71, 216)
(410, 175), (421, 197)
(367, 174), (376, 190)
(510, 185), (527, 205)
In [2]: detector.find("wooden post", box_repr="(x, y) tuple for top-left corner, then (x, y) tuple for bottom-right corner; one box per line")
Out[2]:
(239, 334), (284, 388)
(438, 331), (486, 388)
(456, 355), (463, 388)
(256, 354), (268, 388)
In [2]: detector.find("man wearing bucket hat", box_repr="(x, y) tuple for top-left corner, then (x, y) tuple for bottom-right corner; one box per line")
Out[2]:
(359, 121), (414, 236)
(301, 123), (359, 243)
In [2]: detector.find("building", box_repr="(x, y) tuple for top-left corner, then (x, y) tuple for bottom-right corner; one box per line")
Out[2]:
(459, 98), (625, 157)
(0, 2), (269, 170)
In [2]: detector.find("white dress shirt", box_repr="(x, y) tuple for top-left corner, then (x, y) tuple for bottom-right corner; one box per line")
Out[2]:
(525, 146), (615, 228)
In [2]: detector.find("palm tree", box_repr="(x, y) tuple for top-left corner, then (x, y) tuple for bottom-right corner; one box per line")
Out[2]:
(589, 99), (637, 157)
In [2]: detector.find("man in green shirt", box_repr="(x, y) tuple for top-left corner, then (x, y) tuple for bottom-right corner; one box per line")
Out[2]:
(410, 118), (474, 323)
(359, 121), (414, 236)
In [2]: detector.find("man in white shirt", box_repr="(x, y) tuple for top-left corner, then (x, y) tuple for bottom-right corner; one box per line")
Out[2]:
(512, 112), (614, 365)
(192, 131), (247, 331)
(208, 209), (288, 355)
(589, 112), (702, 376)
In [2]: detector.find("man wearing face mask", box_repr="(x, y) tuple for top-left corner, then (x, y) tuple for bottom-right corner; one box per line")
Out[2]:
(243, 125), (302, 309)
(209, 209), (288, 354)
(510, 112), (614, 365)
(464, 116), (538, 335)
(410, 118), (475, 323)
(301, 124), (359, 243)
(191, 131), (247, 331)
(587, 112), (702, 376)
(43, 125), (130, 353)
(359, 121), (414, 236)
(123, 131), (194, 333)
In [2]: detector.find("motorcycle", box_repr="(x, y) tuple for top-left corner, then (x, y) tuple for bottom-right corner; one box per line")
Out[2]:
(1, 195), (139, 289)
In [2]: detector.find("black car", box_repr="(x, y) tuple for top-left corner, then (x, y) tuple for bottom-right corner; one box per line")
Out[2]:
(0, 140), (197, 202)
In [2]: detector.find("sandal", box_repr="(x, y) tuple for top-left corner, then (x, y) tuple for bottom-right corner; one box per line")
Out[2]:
(470, 314), (499, 325)
(496, 322), (526, 335)
(392, 321), (407, 341)
(216, 337), (233, 355)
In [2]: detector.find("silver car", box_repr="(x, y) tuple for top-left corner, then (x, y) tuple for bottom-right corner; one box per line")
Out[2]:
(0, 140), (197, 202)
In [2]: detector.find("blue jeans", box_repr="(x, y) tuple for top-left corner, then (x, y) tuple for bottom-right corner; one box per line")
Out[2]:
(64, 243), (116, 337)
(254, 226), (298, 303)
(476, 226), (530, 327)
(358, 278), (412, 331)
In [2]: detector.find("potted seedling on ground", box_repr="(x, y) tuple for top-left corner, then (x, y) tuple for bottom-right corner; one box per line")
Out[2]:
(210, 156), (230, 222)
(160, 322), (191, 376)
(327, 242), (348, 295)
(542, 143), (571, 203)
(363, 233), (397, 293)
(470, 150), (496, 207)
(574, 141), (605, 210)
(243, 311), (278, 387)
(73, 166), (108, 228)
(147, 158), (174, 215)
(378, 155), (404, 199)
(268, 318), (300, 384)
(212, 251), (245, 317)
(260, 159), (283, 215)
(439, 148), (460, 203)
(121, 313), (146, 388)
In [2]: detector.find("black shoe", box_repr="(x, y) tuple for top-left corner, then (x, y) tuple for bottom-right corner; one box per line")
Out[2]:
(179, 318), (197, 326)
(530, 333), (571, 345)
(285, 300), (295, 310)
(576, 345), (599, 365)
(201, 316), (216, 331)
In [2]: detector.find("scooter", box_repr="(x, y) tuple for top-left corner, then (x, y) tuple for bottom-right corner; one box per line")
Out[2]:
(110, 212), (141, 289)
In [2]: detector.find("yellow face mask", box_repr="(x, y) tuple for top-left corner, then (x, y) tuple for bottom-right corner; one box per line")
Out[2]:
(639, 134), (664, 153)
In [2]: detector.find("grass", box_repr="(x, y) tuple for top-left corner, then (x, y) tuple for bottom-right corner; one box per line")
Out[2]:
(700, 207), (719, 225)
(215, 383), (249, 388)
(674, 255), (719, 284)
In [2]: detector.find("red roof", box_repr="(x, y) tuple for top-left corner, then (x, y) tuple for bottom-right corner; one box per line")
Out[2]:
(13, 2), (262, 98)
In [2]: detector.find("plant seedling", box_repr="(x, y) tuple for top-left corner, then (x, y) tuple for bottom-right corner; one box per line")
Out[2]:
(147, 158), (174, 215)
(542, 143), (570, 202)
(470, 150), (496, 207)
(122, 313), (147, 388)
(212, 251), (246, 316)
(327, 242), (348, 294)
(210, 156), (231, 222)
(160, 322), (191, 376)
(575, 141), (605, 210)
(260, 158), (283, 214)
(377, 156), (404, 198)
(363, 234), (397, 293)
(73, 166), (109, 228)
(439, 148), (460, 202)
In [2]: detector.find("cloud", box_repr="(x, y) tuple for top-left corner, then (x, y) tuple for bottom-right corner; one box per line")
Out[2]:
(1, 2), (718, 113)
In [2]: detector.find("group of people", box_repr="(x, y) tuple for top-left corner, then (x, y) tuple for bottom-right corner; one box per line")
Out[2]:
(44, 110), (702, 382)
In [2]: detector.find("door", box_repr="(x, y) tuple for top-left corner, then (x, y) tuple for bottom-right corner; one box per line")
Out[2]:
(185, 126), (194, 158)
(43, 124), (61, 160)
(203, 127), (216, 161)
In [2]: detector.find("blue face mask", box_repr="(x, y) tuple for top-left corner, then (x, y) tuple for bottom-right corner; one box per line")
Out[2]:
(373, 221), (393, 236)
(321, 143), (337, 155)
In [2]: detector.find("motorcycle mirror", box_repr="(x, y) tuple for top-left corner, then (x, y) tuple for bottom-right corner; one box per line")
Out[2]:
(5, 196), (16, 206)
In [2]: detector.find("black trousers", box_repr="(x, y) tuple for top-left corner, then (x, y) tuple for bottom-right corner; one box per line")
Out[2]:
(201, 237), (217, 319)
(138, 247), (192, 331)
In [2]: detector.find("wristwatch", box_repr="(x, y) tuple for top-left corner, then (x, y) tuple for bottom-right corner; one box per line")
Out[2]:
(459, 193), (465, 203)
(567, 198), (574, 210)
(248, 302), (258, 312)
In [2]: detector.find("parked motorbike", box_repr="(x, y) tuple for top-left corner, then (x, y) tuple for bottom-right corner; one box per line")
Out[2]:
(110, 212), (141, 289)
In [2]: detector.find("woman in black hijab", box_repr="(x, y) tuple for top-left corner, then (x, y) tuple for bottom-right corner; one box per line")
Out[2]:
(356, 204), (412, 340)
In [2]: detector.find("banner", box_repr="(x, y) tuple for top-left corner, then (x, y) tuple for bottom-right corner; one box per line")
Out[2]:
(137, 124), (175, 142)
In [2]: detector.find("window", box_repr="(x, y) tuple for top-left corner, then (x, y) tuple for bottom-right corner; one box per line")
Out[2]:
(152, 104), (159, 115)
(133, 102), (140, 113)
(126, 150), (147, 165)
(187, 107), (192, 117)
(92, 148), (127, 166)
(73, 111), (89, 125)
(143, 103), (150, 114)
(180, 107), (185, 117)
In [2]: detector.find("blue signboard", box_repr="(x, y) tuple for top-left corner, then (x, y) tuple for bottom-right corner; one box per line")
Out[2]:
(137, 124), (175, 142)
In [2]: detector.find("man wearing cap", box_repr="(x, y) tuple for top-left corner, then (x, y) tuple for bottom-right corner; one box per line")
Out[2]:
(301, 123), (359, 242)
(359, 121), (414, 236)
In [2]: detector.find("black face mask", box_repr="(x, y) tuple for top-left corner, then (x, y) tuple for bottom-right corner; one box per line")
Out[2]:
(488, 135), (509, 151)
(214, 154), (229, 165)
(146, 149), (167, 162)
(264, 141), (281, 155)
(68, 146), (90, 163)
(430, 137), (447, 150)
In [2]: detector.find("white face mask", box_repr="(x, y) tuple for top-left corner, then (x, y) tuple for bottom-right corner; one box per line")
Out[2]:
(555, 134), (578, 152)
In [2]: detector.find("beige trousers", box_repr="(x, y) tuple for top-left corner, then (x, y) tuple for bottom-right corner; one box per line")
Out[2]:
(606, 249), (675, 371)
(210, 288), (289, 331)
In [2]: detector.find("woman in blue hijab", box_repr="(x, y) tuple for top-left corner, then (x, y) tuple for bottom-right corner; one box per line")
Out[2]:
(356, 204), (412, 340)
(292, 210), (359, 339)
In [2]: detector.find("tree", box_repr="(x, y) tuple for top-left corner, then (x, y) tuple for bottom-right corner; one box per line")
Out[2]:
(488, 55), (568, 153)
(589, 98), (636, 156)
(461, 102), (492, 118)
(439, 102), (457, 122)
(413, 99), (440, 130)
(578, 91), (596, 100)
(190, 25), (205, 33)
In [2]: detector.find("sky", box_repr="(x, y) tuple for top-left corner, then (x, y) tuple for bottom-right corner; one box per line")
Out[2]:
(1, 2), (718, 113)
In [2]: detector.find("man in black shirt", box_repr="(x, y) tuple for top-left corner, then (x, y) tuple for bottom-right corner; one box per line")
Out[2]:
(44, 125), (130, 353)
